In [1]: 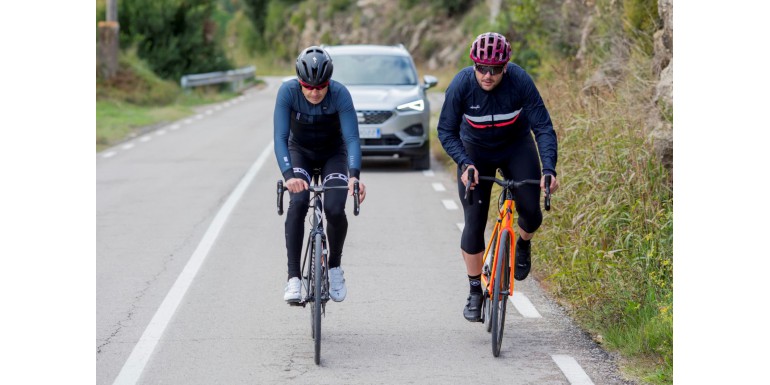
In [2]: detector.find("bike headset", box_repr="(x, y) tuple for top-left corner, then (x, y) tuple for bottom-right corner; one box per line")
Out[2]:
(296, 46), (334, 86)
(469, 32), (511, 65)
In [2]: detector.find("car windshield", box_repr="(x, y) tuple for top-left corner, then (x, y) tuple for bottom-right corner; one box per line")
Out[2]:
(331, 54), (417, 86)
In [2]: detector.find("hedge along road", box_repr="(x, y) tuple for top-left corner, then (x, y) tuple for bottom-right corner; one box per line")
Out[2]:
(96, 76), (634, 385)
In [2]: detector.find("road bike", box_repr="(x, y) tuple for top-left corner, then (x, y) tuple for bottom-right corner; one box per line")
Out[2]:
(276, 171), (360, 365)
(464, 169), (551, 357)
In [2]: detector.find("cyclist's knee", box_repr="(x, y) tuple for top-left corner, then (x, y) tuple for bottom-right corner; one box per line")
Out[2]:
(517, 210), (543, 234)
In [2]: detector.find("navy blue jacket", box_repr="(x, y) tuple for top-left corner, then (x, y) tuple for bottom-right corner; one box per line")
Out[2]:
(437, 63), (558, 176)
(273, 79), (361, 180)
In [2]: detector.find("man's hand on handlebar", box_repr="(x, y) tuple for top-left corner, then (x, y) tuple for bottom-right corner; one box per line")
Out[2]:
(541, 174), (559, 193)
(462, 164), (478, 190)
(285, 178), (309, 193)
(349, 177), (366, 204)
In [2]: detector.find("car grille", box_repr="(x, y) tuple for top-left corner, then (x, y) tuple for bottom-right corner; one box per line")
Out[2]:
(358, 110), (393, 124)
(362, 134), (401, 146)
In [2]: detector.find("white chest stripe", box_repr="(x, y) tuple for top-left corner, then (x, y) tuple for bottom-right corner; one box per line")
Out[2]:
(463, 108), (522, 123)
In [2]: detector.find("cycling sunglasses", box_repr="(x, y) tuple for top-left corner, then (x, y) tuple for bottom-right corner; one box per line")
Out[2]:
(474, 64), (505, 76)
(299, 79), (329, 91)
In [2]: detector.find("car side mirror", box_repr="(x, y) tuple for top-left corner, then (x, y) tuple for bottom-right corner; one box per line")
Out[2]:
(423, 75), (438, 90)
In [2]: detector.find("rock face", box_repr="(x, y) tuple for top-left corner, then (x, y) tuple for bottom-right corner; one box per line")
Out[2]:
(650, 0), (674, 169)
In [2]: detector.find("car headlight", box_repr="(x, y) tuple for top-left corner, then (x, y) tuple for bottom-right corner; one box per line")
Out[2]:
(396, 100), (424, 112)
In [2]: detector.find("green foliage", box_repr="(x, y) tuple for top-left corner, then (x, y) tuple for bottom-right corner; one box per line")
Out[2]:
(329, 0), (352, 14)
(97, 49), (179, 105)
(623, 0), (659, 54)
(118, 0), (233, 81)
(535, 55), (673, 382)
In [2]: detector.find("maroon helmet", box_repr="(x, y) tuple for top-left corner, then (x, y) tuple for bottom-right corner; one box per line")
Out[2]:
(469, 32), (511, 65)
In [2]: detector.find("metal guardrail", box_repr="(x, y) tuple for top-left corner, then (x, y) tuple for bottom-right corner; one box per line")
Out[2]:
(180, 66), (256, 91)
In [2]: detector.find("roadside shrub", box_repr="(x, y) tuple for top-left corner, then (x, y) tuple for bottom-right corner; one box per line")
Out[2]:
(118, 0), (233, 81)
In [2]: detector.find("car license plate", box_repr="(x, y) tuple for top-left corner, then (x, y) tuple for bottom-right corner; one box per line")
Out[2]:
(359, 127), (381, 139)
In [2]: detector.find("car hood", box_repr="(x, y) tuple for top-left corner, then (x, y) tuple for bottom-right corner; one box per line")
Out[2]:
(345, 85), (422, 111)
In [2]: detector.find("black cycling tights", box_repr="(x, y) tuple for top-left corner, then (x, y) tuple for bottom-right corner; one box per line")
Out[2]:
(458, 135), (543, 254)
(285, 148), (349, 279)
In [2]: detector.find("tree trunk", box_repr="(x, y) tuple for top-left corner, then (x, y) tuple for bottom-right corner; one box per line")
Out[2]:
(98, 21), (119, 80)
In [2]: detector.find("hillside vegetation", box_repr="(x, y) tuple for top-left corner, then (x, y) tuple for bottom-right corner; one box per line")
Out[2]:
(97, 0), (673, 383)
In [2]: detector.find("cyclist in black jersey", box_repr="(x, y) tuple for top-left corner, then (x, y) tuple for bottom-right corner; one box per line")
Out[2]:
(438, 32), (560, 322)
(274, 46), (367, 303)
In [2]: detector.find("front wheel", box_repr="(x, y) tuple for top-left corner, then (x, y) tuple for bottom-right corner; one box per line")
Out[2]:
(312, 233), (323, 365)
(491, 230), (510, 357)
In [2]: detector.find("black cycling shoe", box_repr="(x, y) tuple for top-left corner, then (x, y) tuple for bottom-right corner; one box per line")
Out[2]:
(514, 238), (532, 281)
(463, 292), (484, 322)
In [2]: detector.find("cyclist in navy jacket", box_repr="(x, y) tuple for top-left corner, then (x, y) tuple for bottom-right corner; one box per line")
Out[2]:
(438, 32), (560, 322)
(274, 46), (367, 304)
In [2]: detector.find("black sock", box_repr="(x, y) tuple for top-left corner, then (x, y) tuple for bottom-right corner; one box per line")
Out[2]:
(518, 237), (531, 247)
(468, 274), (482, 294)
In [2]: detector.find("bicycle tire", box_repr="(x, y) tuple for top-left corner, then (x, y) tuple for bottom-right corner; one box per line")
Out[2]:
(484, 231), (498, 333)
(491, 230), (510, 357)
(313, 232), (323, 365)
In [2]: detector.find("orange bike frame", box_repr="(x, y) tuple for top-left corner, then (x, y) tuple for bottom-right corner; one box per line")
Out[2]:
(480, 196), (517, 298)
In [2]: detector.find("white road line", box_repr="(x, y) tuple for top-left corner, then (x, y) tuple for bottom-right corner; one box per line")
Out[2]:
(456, 223), (464, 232)
(139, 136), (151, 143)
(205, 110), (213, 115)
(432, 182), (446, 192)
(194, 114), (204, 120)
(121, 143), (135, 150)
(422, 170), (435, 177)
(169, 124), (181, 131)
(155, 130), (167, 136)
(111, 143), (274, 385)
(102, 151), (117, 158)
(183, 119), (193, 124)
(551, 355), (595, 385)
(511, 291), (542, 318)
(441, 199), (458, 210)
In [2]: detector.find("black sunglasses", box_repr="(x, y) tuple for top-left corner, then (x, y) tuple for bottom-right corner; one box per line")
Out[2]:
(474, 64), (505, 76)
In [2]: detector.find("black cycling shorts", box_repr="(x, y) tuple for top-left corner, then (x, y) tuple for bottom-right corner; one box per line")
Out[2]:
(458, 134), (543, 254)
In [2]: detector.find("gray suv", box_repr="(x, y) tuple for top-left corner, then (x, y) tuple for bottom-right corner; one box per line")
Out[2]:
(324, 44), (438, 170)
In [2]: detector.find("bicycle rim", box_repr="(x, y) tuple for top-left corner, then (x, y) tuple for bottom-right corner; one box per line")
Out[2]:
(491, 230), (510, 357)
(313, 233), (323, 365)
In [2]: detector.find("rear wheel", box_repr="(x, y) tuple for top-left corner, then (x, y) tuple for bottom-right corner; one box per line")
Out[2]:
(312, 233), (323, 365)
(491, 230), (510, 357)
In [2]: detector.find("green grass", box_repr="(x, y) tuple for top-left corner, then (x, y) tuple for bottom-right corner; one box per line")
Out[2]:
(534, 54), (673, 384)
(96, 49), (256, 152)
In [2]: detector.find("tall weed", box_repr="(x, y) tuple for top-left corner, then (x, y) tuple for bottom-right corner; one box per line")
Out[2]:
(536, 54), (673, 383)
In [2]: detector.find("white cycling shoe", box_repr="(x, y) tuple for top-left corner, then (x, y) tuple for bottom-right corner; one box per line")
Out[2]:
(283, 277), (301, 303)
(329, 267), (347, 302)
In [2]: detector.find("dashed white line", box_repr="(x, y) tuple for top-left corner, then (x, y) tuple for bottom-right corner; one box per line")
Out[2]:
(422, 170), (435, 177)
(442, 199), (458, 210)
(169, 124), (181, 131)
(432, 182), (446, 192)
(102, 151), (117, 158)
(111, 143), (274, 385)
(205, 110), (213, 115)
(194, 114), (204, 120)
(139, 136), (151, 142)
(121, 143), (135, 150)
(511, 291), (542, 318)
(183, 119), (193, 124)
(155, 130), (167, 136)
(551, 355), (595, 385)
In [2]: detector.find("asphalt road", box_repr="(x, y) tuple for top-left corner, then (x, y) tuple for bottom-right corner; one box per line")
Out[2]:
(96, 77), (634, 384)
